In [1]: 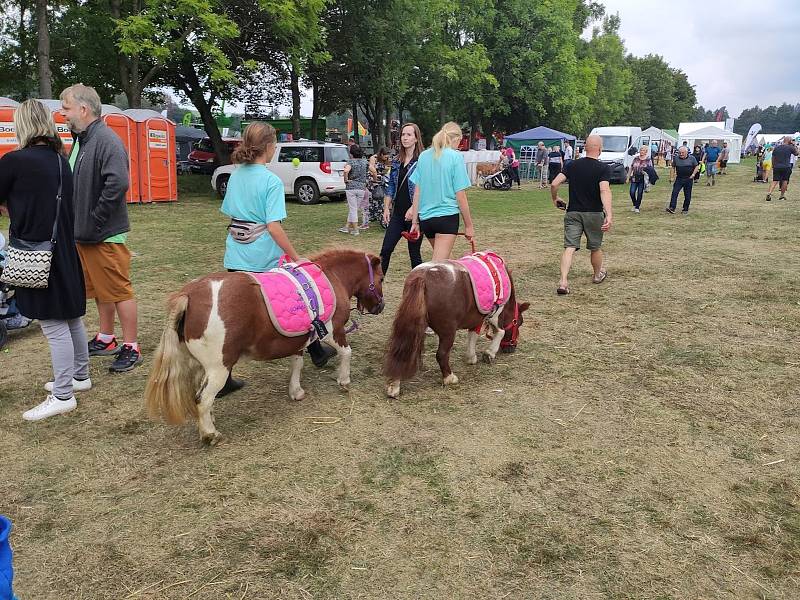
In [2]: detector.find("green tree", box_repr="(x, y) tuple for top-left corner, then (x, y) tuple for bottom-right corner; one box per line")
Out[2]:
(583, 14), (632, 128)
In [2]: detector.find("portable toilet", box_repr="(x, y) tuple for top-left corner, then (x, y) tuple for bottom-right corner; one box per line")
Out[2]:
(124, 109), (177, 203)
(102, 105), (139, 204)
(36, 99), (75, 154)
(0, 98), (19, 159)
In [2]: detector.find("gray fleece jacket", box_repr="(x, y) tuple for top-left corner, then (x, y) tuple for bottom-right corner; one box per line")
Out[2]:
(72, 119), (130, 243)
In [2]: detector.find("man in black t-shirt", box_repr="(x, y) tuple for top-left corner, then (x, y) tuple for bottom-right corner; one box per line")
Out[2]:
(550, 135), (613, 295)
(766, 137), (799, 201)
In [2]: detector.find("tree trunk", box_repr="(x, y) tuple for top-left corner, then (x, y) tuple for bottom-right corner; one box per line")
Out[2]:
(384, 104), (391, 148)
(310, 77), (320, 140)
(36, 0), (52, 98)
(290, 62), (301, 139)
(372, 95), (384, 150)
(352, 97), (359, 145)
(179, 63), (229, 164)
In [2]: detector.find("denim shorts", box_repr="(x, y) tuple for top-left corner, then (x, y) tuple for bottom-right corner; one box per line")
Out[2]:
(706, 162), (718, 175)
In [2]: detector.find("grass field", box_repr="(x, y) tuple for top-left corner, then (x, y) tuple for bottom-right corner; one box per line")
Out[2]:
(1, 160), (798, 599)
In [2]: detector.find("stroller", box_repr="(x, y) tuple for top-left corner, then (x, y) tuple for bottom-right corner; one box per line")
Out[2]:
(482, 163), (513, 190)
(0, 232), (33, 350)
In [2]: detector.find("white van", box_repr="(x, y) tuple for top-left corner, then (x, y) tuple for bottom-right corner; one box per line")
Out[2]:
(589, 126), (646, 183)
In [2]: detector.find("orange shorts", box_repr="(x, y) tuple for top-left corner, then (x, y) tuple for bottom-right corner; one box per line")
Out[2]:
(76, 242), (135, 303)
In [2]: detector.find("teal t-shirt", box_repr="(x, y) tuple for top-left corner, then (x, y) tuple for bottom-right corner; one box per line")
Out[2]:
(409, 147), (471, 221)
(220, 164), (287, 272)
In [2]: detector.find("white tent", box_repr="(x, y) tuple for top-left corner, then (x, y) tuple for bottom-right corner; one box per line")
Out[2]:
(643, 126), (677, 144)
(679, 121), (732, 135)
(678, 124), (742, 164)
(757, 133), (792, 146)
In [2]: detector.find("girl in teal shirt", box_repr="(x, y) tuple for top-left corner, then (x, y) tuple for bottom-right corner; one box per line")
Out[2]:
(408, 121), (475, 260)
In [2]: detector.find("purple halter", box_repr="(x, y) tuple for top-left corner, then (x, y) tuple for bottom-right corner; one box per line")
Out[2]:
(363, 254), (384, 312)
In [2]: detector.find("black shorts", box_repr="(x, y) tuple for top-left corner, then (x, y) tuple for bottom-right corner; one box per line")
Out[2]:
(774, 167), (791, 183)
(720, 160), (728, 168)
(419, 213), (459, 239)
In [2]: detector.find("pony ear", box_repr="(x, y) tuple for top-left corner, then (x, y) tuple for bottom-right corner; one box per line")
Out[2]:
(369, 254), (382, 271)
(518, 302), (530, 313)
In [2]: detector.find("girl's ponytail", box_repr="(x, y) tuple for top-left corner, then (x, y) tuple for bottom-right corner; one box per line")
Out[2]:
(432, 121), (462, 158)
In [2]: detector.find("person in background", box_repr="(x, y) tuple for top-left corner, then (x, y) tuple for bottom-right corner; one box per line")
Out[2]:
(692, 145), (704, 182)
(0, 99), (90, 421)
(650, 140), (660, 165)
(550, 134), (612, 295)
(718, 141), (730, 175)
(627, 145), (652, 214)
(766, 136), (799, 201)
(704, 139), (721, 187)
(380, 124), (425, 275)
(362, 147), (390, 229)
(341, 144), (369, 236)
(60, 84), (140, 373)
(408, 121), (475, 261)
(762, 144), (774, 185)
(547, 145), (563, 184)
(221, 122), (334, 386)
(667, 145), (699, 215)
(563, 140), (574, 164)
(504, 145), (521, 188)
(664, 144), (673, 169)
(535, 141), (548, 188)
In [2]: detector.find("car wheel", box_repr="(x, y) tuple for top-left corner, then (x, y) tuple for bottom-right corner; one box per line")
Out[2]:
(295, 179), (320, 205)
(217, 176), (229, 198)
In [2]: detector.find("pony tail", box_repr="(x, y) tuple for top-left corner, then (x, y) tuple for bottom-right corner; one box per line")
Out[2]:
(144, 293), (202, 424)
(432, 121), (462, 158)
(384, 275), (428, 381)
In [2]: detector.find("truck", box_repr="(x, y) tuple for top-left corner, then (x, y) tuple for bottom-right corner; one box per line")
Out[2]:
(589, 126), (647, 183)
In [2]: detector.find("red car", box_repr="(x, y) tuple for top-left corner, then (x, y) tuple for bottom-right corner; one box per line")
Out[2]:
(188, 137), (241, 174)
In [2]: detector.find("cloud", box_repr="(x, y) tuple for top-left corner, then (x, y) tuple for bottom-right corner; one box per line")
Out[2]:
(595, 0), (800, 116)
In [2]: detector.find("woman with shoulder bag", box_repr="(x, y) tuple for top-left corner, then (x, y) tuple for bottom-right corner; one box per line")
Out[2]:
(0, 99), (90, 421)
(626, 146), (652, 213)
(219, 122), (334, 394)
(379, 124), (425, 275)
(363, 147), (389, 230)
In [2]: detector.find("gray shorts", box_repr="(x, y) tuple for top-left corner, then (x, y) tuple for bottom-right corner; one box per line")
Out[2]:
(564, 211), (604, 250)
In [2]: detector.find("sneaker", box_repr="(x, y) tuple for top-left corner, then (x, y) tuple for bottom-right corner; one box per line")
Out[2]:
(88, 335), (121, 356)
(766, 194), (772, 202)
(109, 344), (142, 373)
(706, 182), (711, 187)
(22, 394), (76, 421)
(633, 208), (640, 213)
(681, 210), (689, 215)
(338, 226), (351, 234)
(779, 195), (786, 201)
(350, 229), (360, 236)
(358, 223), (370, 230)
(5, 313), (32, 329)
(665, 208), (675, 214)
(630, 207), (637, 212)
(45, 377), (92, 393)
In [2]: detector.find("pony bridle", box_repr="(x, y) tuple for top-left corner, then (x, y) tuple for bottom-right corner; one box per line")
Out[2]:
(358, 254), (384, 314)
(500, 302), (520, 350)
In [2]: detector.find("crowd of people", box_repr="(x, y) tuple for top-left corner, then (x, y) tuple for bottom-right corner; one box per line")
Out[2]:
(3, 90), (799, 424)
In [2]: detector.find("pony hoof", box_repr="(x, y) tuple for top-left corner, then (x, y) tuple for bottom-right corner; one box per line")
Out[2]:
(387, 381), (400, 398)
(467, 354), (478, 365)
(443, 373), (459, 385)
(289, 388), (306, 401)
(337, 378), (351, 389)
(202, 432), (222, 447)
(482, 352), (496, 364)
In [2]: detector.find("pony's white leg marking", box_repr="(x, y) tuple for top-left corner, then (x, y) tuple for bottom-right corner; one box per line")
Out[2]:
(326, 337), (352, 388)
(387, 379), (401, 398)
(443, 373), (459, 385)
(288, 354), (305, 401)
(186, 279), (228, 444)
(482, 305), (506, 363)
(466, 330), (479, 365)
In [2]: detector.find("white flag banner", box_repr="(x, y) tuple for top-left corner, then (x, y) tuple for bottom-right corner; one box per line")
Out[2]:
(743, 123), (762, 152)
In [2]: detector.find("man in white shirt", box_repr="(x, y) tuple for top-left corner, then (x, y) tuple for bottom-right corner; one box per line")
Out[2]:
(564, 141), (574, 161)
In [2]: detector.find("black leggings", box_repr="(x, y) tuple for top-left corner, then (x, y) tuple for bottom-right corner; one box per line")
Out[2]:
(380, 211), (423, 275)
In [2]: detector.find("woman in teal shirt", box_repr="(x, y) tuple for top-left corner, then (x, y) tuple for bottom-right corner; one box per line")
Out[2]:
(408, 121), (475, 260)
(219, 122), (334, 394)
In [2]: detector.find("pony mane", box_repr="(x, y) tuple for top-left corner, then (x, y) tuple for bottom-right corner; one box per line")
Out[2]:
(310, 247), (367, 266)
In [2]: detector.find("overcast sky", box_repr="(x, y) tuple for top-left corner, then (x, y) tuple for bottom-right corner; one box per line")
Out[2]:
(595, 0), (800, 117)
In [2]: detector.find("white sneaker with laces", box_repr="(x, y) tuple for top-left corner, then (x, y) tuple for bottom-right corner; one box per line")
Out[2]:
(44, 377), (92, 393)
(22, 395), (77, 421)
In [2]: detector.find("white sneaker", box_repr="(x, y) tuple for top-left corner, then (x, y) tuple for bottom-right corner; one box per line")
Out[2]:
(350, 229), (360, 236)
(22, 395), (77, 421)
(634, 208), (640, 213)
(44, 377), (92, 393)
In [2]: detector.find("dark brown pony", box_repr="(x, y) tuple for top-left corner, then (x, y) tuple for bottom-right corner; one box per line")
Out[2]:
(383, 261), (529, 398)
(145, 249), (384, 445)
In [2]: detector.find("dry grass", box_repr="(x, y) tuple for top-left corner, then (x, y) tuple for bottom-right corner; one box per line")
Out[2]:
(1, 162), (798, 599)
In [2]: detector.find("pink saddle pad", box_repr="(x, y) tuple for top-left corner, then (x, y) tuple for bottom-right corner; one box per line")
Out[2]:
(455, 251), (511, 315)
(249, 262), (336, 337)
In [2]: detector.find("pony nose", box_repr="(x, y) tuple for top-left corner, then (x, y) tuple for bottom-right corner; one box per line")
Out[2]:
(372, 300), (385, 315)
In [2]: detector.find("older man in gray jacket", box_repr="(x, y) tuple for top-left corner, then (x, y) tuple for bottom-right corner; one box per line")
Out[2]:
(60, 84), (141, 373)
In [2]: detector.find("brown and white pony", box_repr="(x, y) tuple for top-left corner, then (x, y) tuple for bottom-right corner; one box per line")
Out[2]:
(145, 249), (384, 445)
(383, 261), (529, 398)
